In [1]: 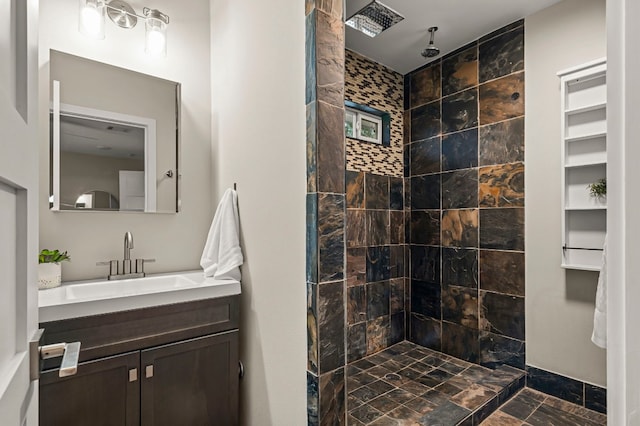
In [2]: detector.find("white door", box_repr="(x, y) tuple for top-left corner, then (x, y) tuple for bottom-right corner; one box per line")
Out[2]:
(0, 0), (40, 424)
(119, 170), (146, 211)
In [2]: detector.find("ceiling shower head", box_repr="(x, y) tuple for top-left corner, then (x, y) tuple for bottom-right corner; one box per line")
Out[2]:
(421, 26), (440, 58)
(346, 0), (405, 38)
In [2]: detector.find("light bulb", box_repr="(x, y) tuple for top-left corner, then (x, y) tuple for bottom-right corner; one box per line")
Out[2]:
(81, 6), (101, 36)
(144, 10), (168, 57)
(146, 28), (165, 56)
(79, 0), (105, 39)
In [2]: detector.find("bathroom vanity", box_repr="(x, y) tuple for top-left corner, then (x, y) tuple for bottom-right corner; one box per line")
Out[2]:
(37, 272), (240, 425)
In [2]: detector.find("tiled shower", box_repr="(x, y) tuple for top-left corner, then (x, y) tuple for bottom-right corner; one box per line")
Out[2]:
(404, 21), (526, 370)
(306, 4), (604, 424)
(343, 21), (526, 369)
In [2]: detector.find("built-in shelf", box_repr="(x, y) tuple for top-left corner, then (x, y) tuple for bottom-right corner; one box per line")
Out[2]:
(564, 160), (607, 169)
(559, 59), (607, 271)
(564, 132), (607, 143)
(565, 102), (607, 116)
(561, 263), (602, 272)
(565, 206), (607, 211)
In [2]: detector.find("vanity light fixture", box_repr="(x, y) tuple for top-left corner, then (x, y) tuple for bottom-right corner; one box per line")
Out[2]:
(79, 0), (170, 56)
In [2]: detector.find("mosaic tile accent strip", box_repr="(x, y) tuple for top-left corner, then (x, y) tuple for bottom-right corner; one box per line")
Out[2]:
(345, 49), (404, 177)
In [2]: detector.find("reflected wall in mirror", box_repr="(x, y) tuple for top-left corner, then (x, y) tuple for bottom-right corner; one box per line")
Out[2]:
(49, 50), (180, 213)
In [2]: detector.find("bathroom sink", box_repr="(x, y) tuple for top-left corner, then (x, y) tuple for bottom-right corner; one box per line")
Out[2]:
(65, 274), (199, 300)
(39, 271), (241, 322)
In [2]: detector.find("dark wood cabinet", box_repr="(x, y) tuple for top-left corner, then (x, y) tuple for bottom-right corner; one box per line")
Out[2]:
(40, 352), (140, 425)
(141, 331), (239, 426)
(39, 296), (239, 426)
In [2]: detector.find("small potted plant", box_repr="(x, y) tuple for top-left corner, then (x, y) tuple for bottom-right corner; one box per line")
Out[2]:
(588, 178), (607, 200)
(38, 249), (70, 290)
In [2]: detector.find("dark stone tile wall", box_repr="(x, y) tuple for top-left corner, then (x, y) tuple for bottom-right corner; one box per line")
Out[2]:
(346, 171), (407, 364)
(343, 51), (408, 375)
(526, 365), (607, 415)
(404, 20), (526, 371)
(306, 1), (347, 423)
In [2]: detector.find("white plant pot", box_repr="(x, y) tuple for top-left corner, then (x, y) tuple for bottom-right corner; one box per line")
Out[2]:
(38, 262), (62, 290)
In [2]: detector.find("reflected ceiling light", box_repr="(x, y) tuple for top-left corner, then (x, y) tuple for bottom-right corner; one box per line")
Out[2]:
(78, 0), (170, 56)
(346, 0), (404, 38)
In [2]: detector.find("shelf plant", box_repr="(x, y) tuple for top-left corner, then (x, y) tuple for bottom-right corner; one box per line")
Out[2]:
(38, 249), (70, 290)
(588, 178), (607, 199)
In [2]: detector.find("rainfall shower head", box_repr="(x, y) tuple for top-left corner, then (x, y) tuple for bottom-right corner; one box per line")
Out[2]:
(346, 0), (404, 38)
(421, 27), (440, 58)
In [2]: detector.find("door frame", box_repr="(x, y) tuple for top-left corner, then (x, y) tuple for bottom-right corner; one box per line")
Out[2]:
(0, 0), (40, 423)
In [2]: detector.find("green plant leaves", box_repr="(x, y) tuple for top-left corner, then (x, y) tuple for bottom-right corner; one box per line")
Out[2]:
(588, 178), (607, 198)
(39, 249), (71, 264)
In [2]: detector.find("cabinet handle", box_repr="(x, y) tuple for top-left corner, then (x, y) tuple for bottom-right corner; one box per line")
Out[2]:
(239, 360), (244, 379)
(129, 368), (138, 382)
(39, 340), (82, 378)
(145, 365), (154, 378)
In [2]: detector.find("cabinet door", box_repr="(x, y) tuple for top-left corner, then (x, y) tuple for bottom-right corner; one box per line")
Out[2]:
(40, 351), (140, 426)
(141, 331), (239, 426)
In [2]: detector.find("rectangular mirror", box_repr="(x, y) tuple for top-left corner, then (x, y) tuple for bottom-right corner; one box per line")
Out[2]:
(49, 50), (180, 213)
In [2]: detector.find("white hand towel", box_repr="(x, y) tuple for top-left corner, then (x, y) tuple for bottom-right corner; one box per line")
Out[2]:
(591, 236), (607, 348)
(200, 188), (243, 280)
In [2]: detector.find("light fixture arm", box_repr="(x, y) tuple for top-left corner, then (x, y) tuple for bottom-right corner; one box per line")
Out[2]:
(104, 0), (169, 29)
(105, 3), (144, 19)
(143, 7), (169, 25)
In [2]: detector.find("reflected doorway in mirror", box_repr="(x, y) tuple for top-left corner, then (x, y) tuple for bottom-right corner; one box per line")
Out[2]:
(50, 101), (157, 212)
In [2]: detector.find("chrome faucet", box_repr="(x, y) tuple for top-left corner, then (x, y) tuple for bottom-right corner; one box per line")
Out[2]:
(124, 231), (134, 261)
(123, 231), (134, 274)
(97, 232), (155, 280)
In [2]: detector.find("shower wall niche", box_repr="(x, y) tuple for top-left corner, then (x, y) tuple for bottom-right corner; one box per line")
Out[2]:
(404, 20), (527, 370)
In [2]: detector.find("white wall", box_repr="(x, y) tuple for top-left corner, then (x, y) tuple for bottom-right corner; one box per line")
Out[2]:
(525, 0), (606, 387)
(607, 0), (640, 422)
(39, 0), (213, 280)
(210, 0), (306, 425)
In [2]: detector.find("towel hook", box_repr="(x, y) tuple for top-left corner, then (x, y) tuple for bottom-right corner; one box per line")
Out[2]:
(165, 170), (174, 178)
(233, 183), (237, 190)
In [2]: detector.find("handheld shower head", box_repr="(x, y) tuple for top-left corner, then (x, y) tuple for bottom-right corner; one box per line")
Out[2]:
(421, 26), (440, 58)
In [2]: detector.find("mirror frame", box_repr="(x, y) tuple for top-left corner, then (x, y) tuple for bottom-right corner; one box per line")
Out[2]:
(48, 50), (182, 214)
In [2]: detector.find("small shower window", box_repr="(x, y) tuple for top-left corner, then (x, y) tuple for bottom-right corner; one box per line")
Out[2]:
(345, 109), (356, 138)
(346, 106), (384, 145)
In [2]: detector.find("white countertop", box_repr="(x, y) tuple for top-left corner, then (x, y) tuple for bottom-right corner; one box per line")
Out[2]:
(39, 270), (241, 322)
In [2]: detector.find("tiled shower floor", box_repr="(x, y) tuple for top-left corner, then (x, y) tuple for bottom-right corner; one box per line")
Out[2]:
(347, 341), (526, 425)
(482, 388), (607, 425)
(346, 341), (607, 426)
